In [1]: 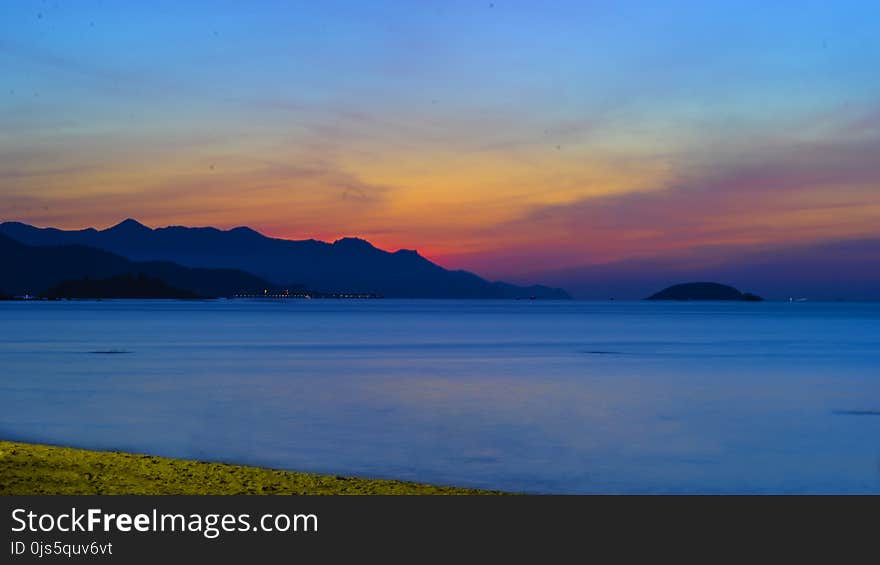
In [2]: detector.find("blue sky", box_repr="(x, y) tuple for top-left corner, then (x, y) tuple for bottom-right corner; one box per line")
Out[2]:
(2, 1), (879, 287)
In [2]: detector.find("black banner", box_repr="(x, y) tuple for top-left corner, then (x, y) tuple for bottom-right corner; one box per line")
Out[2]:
(0, 495), (873, 562)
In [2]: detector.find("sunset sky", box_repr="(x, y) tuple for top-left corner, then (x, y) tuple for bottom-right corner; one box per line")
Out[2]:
(2, 1), (879, 284)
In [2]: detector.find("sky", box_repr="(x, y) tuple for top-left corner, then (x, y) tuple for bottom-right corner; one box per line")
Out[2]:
(2, 0), (879, 290)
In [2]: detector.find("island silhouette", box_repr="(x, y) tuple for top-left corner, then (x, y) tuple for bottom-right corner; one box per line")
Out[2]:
(646, 282), (764, 301)
(45, 274), (200, 299)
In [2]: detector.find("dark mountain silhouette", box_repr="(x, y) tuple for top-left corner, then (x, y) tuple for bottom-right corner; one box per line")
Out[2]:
(647, 282), (764, 301)
(45, 274), (200, 299)
(0, 233), (274, 298)
(0, 220), (571, 299)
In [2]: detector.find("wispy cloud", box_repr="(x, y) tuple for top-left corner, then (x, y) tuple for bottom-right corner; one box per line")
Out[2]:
(442, 106), (880, 276)
(0, 153), (391, 237)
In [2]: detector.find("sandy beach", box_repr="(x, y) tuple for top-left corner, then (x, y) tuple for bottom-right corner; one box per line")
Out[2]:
(0, 440), (500, 495)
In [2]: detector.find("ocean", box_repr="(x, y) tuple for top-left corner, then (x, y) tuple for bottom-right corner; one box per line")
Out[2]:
(1, 299), (879, 493)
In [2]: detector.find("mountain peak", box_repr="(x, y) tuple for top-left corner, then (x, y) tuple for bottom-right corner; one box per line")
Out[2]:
(332, 237), (376, 250)
(106, 218), (150, 232)
(229, 226), (262, 237)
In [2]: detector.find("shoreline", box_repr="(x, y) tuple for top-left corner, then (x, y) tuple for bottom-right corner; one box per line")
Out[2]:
(0, 440), (502, 495)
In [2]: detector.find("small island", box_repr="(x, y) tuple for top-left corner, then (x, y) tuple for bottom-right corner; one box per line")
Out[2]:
(646, 282), (763, 301)
(45, 274), (200, 300)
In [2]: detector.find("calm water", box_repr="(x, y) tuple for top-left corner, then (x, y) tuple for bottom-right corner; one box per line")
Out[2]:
(1, 299), (879, 493)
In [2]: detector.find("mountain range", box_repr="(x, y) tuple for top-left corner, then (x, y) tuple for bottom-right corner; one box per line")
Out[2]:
(0, 219), (570, 299)
(0, 232), (274, 298)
